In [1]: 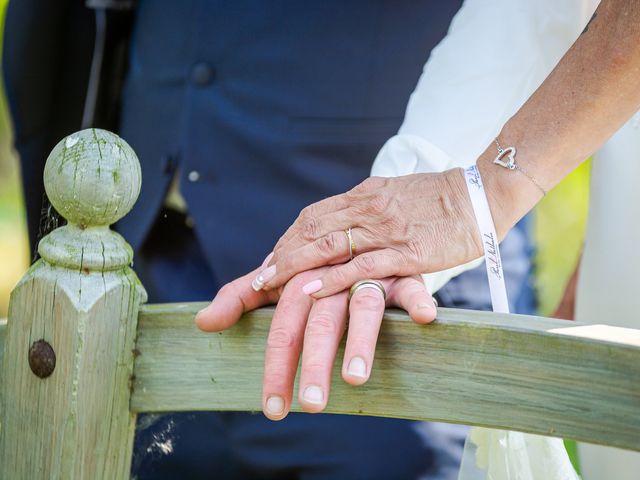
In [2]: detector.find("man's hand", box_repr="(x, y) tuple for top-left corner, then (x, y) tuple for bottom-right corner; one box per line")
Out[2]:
(195, 263), (437, 420)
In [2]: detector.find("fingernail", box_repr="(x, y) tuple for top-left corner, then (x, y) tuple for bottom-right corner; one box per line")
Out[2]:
(302, 279), (323, 295)
(261, 252), (274, 268)
(347, 357), (367, 378)
(251, 277), (263, 291)
(265, 395), (285, 416)
(252, 265), (277, 291)
(302, 385), (324, 405)
(417, 303), (435, 310)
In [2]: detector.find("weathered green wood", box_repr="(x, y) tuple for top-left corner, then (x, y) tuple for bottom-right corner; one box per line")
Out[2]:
(0, 318), (6, 369)
(0, 129), (146, 480)
(133, 303), (640, 452)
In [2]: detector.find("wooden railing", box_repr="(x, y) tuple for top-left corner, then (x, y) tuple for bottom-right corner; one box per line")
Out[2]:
(0, 318), (5, 365)
(1, 129), (639, 479)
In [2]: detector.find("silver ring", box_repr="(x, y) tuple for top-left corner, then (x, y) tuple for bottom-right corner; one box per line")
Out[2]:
(348, 279), (386, 301)
(344, 228), (356, 260)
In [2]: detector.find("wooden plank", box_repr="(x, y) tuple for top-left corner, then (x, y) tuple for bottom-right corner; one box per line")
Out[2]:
(0, 318), (5, 371)
(133, 303), (640, 452)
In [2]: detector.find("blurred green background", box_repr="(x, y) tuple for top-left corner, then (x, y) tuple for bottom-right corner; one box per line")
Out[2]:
(0, 0), (29, 319)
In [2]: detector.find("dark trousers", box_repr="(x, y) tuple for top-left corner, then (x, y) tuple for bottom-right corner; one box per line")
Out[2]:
(130, 209), (467, 480)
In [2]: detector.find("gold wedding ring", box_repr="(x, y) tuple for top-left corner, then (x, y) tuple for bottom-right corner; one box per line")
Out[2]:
(344, 227), (356, 260)
(348, 279), (386, 301)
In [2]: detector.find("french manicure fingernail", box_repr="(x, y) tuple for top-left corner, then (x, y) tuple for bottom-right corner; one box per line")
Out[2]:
(266, 395), (285, 416)
(303, 385), (324, 405)
(347, 356), (367, 378)
(251, 277), (263, 291)
(302, 279), (323, 295)
(252, 265), (277, 291)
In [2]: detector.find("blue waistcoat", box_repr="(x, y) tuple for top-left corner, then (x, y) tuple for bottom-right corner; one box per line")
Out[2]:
(116, 0), (463, 283)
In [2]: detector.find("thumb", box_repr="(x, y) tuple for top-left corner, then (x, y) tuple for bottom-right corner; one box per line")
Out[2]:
(196, 255), (279, 332)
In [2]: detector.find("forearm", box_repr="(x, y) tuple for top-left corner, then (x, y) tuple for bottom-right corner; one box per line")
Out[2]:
(479, 0), (640, 236)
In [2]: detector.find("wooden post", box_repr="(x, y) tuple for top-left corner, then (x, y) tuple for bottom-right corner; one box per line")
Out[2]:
(0, 129), (147, 479)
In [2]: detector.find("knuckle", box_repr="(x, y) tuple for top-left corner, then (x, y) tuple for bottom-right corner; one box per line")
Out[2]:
(306, 313), (339, 337)
(299, 205), (313, 220)
(354, 255), (377, 276)
(330, 267), (350, 287)
(369, 176), (388, 188)
(301, 218), (320, 242)
(302, 361), (328, 375)
(349, 180), (370, 195)
(367, 194), (390, 216)
(348, 335), (375, 353)
(348, 177), (391, 205)
(362, 176), (387, 191)
(263, 370), (288, 390)
(267, 327), (296, 349)
(405, 281), (427, 297)
(350, 290), (384, 311)
(315, 232), (339, 256)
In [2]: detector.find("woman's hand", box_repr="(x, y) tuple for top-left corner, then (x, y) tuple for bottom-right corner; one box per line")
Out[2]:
(196, 262), (437, 420)
(251, 168), (485, 299)
(247, 0), (640, 301)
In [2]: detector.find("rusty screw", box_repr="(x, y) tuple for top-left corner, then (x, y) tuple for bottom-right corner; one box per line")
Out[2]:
(28, 340), (56, 378)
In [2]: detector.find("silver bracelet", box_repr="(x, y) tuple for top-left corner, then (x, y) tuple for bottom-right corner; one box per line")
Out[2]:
(493, 139), (547, 196)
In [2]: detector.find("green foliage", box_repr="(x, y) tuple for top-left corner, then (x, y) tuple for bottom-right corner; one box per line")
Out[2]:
(0, 0), (29, 318)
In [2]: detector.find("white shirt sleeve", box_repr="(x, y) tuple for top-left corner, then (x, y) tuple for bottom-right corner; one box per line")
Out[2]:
(372, 0), (598, 293)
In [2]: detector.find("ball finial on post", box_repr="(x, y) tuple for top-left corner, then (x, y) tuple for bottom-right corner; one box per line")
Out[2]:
(44, 128), (141, 228)
(1, 129), (147, 479)
(38, 129), (143, 271)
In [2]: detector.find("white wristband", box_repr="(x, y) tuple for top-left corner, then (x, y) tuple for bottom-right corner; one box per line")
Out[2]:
(463, 166), (510, 314)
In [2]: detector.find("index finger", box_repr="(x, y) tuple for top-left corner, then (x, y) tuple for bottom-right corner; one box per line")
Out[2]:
(272, 193), (351, 254)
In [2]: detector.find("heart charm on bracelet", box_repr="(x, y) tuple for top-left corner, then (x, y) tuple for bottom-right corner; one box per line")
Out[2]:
(494, 146), (517, 170)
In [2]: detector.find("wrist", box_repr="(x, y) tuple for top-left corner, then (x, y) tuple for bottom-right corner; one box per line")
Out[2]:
(442, 167), (484, 258)
(476, 143), (542, 239)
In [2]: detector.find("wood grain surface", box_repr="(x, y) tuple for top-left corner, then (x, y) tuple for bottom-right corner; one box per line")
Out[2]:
(132, 303), (640, 452)
(0, 318), (5, 366)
